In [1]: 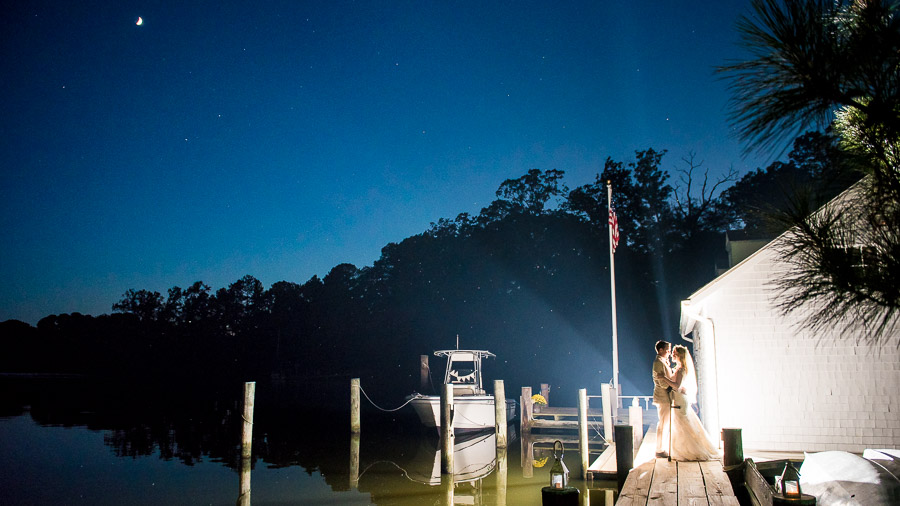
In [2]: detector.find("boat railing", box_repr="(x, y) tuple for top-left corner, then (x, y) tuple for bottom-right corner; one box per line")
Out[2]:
(618, 395), (654, 410)
(585, 394), (653, 411)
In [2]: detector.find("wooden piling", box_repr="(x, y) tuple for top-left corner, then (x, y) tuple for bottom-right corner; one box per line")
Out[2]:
(628, 399), (643, 449)
(578, 388), (588, 479)
(350, 378), (361, 434)
(241, 381), (255, 459)
(615, 424), (634, 489)
(722, 427), (743, 467)
(441, 473), (455, 504)
(441, 383), (454, 474)
(496, 446), (508, 505)
(420, 354), (429, 392)
(520, 386), (533, 435)
(349, 432), (360, 489)
(521, 436), (535, 479)
(238, 453), (251, 506)
(601, 383), (613, 443)
(494, 379), (508, 449)
(541, 486), (580, 505)
(540, 383), (550, 406)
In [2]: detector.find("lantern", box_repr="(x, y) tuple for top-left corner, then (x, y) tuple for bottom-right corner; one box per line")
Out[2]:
(780, 461), (801, 497)
(549, 440), (569, 489)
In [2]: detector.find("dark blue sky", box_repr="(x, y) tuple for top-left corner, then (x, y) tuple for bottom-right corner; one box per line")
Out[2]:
(1, 1), (772, 324)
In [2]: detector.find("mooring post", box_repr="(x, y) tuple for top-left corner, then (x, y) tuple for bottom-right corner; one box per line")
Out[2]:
(629, 398), (643, 449)
(441, 474), (455, 504)
(494, 379), (508, 449)
(540, 383), (550, 406)
(349, 432), (360, 489)
(722, 427), (743, 467)
(496, 446), (508, 504)
(615, 424), (634, 489)
(238, 452), (251, 506)
(601, 383), (613, 443)
(350, 378), (361, 434)
(241, 381), (255, 460)
(578, 388), (588, 480)
(522, 436), (535, 479)
(441, 383), (454, 474)
(521, 386), (532, 435)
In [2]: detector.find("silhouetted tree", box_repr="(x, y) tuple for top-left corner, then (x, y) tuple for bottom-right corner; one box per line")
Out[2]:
(495, 168), (569, 215)
(719, 0), (900, 340)
(671, 152), (738, 239)
(112, 289), (164, 323)
(215, 275), (264, 333)
(720, 131), (852, 235)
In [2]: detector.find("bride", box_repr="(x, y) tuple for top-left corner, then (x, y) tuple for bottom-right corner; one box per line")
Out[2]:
(662, 345), (720, 461)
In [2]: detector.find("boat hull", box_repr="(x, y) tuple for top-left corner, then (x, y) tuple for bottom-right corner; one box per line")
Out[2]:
(410, 431), (498, 485)
(409, 395), (517, 431)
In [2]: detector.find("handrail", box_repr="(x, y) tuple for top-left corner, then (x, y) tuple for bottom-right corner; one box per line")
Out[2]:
(620, 395), (653, 410)
(586, 394), (653, 410)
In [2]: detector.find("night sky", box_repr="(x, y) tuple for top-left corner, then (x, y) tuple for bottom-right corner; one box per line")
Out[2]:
(2, 1), (772, 325)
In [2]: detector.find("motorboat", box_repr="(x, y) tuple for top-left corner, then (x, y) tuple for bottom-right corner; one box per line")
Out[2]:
(407, 430), (502, 485)
(409, 349), (517, 431)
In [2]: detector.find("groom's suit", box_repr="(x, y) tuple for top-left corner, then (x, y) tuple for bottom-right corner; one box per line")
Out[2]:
(652, 356), (672, 454)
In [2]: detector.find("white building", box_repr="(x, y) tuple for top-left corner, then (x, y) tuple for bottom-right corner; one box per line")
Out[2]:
(680, 183), (900, 452)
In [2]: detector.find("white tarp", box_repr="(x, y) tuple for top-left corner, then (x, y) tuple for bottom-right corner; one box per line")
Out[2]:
(800, 450), (900, 505)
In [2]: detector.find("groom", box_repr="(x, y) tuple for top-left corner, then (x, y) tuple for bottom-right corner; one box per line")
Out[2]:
(652, 340), (673, 458)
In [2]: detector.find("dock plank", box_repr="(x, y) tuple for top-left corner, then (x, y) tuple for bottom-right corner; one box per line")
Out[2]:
(707, 496), (741, 506)
(616, 460), (654, 506)
(526, 434), (606, 451)
(700, 460), (735, 498)
(588, 443), (617, 473)
(677, 462), (708, 503)
(533, 406), (605, 417)
(647, 458), (677, 506)
(529, 419), (581, 429)
(611, 421), (740, 506)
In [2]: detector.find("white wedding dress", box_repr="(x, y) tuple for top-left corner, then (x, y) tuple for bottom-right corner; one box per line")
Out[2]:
(669, 389), (720, 461)
(668, 352), (720, 462)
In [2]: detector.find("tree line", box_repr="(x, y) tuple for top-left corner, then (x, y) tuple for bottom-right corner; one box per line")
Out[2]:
(0, 131), (856, 399)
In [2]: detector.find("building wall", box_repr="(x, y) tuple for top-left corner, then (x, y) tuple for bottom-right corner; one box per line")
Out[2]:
(684, 246), (900, 452)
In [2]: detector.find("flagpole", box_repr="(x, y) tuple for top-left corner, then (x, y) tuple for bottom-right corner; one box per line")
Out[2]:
(607, 182), (619, 393)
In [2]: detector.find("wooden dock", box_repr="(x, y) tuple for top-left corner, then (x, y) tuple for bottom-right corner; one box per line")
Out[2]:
(607, 425), (739, 505)
(520, 385), (644, 436)
(527, 406), (607, 430)
(616, 458), (739, 505)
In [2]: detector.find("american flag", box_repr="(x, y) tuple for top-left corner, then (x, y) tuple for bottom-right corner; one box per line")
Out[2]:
(609, 207), (619, 253)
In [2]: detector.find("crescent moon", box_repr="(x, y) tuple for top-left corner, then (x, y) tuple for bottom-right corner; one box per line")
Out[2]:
(136, 17), (143, 26)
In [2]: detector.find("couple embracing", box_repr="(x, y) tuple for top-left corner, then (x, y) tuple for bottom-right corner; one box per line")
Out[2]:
(652, 340), (719, 461)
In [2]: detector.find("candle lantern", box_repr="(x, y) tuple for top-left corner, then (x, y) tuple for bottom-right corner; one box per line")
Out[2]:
(780, 461), (801, 497)
(549, 440), (569, 489)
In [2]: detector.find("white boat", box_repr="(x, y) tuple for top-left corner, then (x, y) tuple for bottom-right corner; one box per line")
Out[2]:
(409, 349), (517, 431)
(408, 430), (501, 485)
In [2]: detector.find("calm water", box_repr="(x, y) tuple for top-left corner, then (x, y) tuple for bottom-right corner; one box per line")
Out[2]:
(0, 377), (616, 505)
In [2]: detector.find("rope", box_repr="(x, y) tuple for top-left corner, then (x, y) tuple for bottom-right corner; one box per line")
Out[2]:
(358, 384), (419, 412)
(586, 416), (610, 445)
(357, 460), (413, 482)
(453, 409), (483, 428)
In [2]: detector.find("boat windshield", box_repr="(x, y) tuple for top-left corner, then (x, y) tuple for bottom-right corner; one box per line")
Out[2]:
(448, 360), (477, 384)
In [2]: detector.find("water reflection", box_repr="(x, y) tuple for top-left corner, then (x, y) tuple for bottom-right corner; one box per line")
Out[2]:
(351, 428), (516, 505)
(239, 457), (252, 505)
(1, 376), (603, 505)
